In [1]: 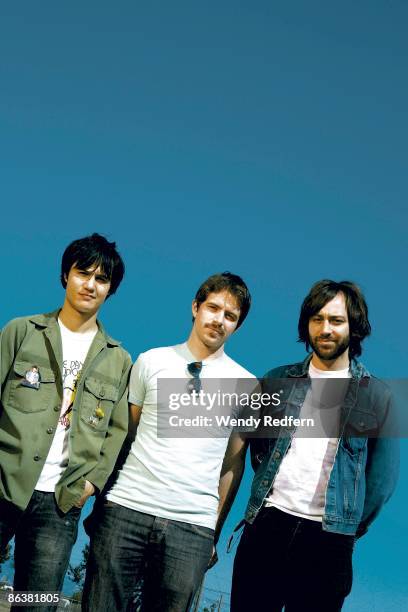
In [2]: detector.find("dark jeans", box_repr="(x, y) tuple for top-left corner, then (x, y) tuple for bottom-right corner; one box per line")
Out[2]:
(0, 491), (81, 612)
(231, 506), (355, 612)
(82, 500), (214, 612)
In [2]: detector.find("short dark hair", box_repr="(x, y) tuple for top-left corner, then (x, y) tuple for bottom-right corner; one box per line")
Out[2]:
(193, 272), (251, 329)
(60, 233), (125, 297)
(298, 279), (371, 358)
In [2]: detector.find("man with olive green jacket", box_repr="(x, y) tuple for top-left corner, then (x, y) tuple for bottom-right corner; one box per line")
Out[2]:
(0, 233), (131, 610)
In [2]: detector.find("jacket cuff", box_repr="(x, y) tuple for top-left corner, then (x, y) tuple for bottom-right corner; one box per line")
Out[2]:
(85, 468), (107, 493)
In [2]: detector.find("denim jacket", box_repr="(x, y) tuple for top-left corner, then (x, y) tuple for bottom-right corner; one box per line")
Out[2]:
(244, 356), (399, 537)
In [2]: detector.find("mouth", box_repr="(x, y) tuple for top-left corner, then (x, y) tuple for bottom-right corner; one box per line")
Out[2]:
(79, 293), (95, 301)
(206, 326), (223, 337)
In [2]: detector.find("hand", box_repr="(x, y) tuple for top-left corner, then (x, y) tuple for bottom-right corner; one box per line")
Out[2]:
(207, 545), (218, 570)
(75, 480), (96, 508)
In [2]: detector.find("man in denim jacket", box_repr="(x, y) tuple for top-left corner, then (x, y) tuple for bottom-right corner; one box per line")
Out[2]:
(231, 280), (399, 612)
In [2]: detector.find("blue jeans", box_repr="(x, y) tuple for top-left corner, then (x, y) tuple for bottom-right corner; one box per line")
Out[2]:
(0, 491), (81, 612)
(231, 506), (355, 612)
(82, 500), (214, 612)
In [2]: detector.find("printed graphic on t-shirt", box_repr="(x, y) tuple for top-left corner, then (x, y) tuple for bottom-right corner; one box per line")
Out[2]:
(59, 359), (84, 429)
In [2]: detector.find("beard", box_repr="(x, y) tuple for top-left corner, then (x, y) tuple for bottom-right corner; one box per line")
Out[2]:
(309, 334), (350, 361)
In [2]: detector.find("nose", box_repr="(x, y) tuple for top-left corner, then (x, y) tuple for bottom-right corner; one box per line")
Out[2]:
(84, 275), (96, 290)
(212, 311), (224, 326)
(321, 319), (332, 335)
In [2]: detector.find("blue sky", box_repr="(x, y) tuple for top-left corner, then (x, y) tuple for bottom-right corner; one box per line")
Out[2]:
(1, 2), (407, 609)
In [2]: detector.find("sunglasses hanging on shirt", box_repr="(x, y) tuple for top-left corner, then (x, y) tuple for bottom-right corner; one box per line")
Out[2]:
(187, 361), (202, 394)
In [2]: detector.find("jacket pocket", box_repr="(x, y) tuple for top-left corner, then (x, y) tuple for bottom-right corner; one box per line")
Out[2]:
(346, 407), (378, 434)
(8, 360), (56, 413)
(80, 377), (119, 431)
(342, 414), (375, 460)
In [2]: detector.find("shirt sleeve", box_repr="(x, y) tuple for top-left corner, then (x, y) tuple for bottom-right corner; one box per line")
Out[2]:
(128, 353), (147, 406)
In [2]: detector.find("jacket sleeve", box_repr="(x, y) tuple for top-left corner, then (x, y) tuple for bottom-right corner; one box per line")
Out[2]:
(85, 352), (132, 492)
(356, 384), (400, 538)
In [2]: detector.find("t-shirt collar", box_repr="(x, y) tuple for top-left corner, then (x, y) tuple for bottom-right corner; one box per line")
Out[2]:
(180, 341), (225, 366)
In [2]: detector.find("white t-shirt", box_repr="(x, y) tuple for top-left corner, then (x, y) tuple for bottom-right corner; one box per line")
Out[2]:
(107, 342), (255, 529)
(35, 319), (97, 492)
(264, 362), (351, 521)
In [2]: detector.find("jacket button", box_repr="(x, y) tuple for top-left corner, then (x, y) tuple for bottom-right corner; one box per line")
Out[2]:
(47, 427), (54, 434)
(262, 480), (269, 487)
(273, 451), (281, 460)
(359, 422), (365, 428)
(100, 389), (105, 397)
(33, 454), (41, 461)
(54, 406), (60, 412)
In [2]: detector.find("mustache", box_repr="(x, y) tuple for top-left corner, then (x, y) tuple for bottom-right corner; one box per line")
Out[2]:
(205, 323), (224, 334)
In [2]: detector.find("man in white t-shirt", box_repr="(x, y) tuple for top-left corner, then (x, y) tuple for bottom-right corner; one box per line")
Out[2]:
(0, 234), (132, 611)
(83, 272), (255, 612)
(231, 280), (399, 612)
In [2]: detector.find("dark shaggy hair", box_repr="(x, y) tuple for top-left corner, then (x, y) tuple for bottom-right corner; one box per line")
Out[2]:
(193, 272), (251, 329)
(60, 233), (125, 297)
(298, 279), (371, 358)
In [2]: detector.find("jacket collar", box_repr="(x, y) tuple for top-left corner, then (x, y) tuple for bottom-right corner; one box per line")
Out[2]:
(287, 353), (370, 380)
(28, 310), (121, 347)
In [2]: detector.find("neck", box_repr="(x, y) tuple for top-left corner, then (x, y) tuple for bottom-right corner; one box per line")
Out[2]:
(311, 350), (350, 372)
(59, 301), (99, 333)
(187, 329), (223, 361)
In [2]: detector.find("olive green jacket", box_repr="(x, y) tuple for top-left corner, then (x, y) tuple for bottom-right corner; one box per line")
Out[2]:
(0, 311), (132, 513)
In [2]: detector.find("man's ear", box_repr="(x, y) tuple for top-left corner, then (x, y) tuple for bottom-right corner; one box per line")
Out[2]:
(192, 299), (198, 319)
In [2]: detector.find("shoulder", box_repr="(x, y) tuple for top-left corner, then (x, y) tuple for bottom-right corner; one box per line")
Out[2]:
(1, 316), (43, 362)
(352, 359), (391, 397)
(131, 345), (177, 372)
(96, 322), (131, 365)
(263, 362), (301, 378)
(363, 373), (393, 401)
(221, 353), (257, 379)
(1, 315), (37, 337)
(114, 345), (132, 369)
(101, 336), (132, 367)
(110, 340), (132, 361)
(136, 345), (176, 363)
